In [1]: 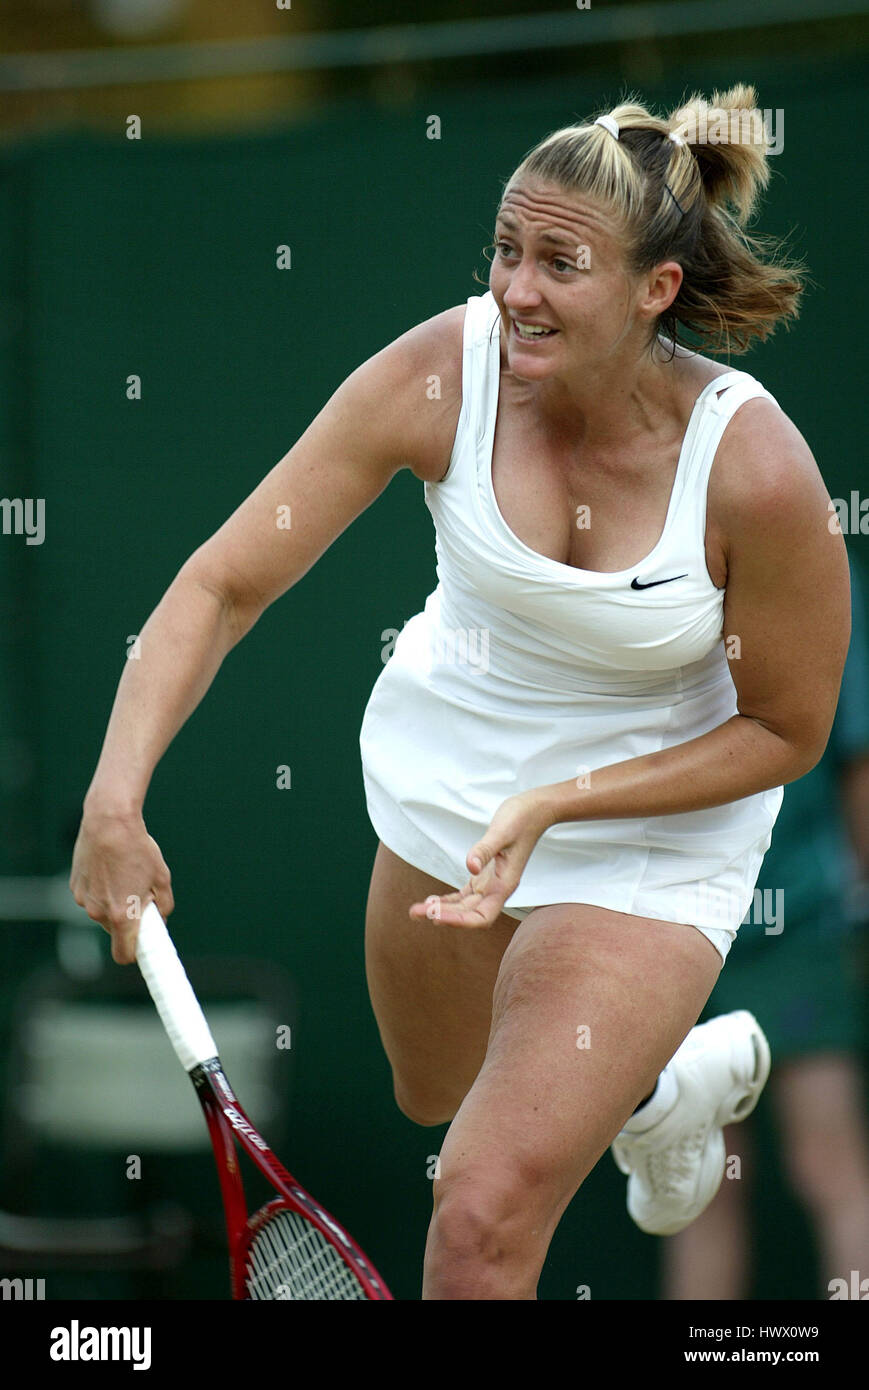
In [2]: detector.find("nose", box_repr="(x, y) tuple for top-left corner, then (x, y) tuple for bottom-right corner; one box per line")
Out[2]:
(501, 254), (545, 310)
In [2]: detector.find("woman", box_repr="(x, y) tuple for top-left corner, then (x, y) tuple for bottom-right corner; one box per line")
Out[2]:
(71, 83), (850, 1300)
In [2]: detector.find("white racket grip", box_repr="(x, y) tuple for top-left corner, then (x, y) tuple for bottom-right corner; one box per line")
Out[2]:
(136, 901), (218, 1073)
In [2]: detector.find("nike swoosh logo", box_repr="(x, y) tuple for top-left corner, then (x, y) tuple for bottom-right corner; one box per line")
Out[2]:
(630, 573), (688, 589)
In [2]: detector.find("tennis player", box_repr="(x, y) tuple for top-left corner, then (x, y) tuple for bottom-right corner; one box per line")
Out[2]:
(71, 83), (850, 1300)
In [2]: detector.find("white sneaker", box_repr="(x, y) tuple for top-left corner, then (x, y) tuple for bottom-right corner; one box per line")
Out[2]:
(611, 1010), (770, 1236)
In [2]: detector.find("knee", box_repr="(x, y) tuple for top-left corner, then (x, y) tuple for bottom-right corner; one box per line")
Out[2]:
(433, 1174), (530, 1258)
(393, 1081), (459, 1128)
(425, 1163), (551, 1299)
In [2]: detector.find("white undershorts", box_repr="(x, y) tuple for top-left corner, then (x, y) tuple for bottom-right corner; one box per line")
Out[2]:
(498, 899), (733, 964)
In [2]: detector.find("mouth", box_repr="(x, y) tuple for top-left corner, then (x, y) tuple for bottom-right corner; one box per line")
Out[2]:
(511, 320), (559, 343)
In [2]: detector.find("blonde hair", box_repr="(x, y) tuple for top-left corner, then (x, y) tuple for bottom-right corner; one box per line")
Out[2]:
(496, 83), (807, 358)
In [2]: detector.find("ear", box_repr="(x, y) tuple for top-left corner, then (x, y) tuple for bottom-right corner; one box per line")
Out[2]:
(638, 260), (683, 320)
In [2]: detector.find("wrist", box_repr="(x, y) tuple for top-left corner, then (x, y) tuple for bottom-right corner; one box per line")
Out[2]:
(521, 774), (597, 833)
(83, 783), (144, 823)
(519, 785), (559, 837)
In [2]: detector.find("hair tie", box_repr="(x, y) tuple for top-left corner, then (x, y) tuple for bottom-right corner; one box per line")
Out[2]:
(594, 114), (620, 139)
(593, 115), (685, 216)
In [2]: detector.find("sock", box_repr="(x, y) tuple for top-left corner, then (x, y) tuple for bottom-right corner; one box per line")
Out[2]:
(624, 1064), (679, 1130)
(632, 1087), (656, 1115)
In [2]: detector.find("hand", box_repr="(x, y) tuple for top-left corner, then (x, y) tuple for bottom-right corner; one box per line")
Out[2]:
(70, 801), (175, 964)
(409, 792), (550, 930)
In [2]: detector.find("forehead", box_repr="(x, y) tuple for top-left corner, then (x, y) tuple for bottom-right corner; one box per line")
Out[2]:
(496, 181), (621, 255)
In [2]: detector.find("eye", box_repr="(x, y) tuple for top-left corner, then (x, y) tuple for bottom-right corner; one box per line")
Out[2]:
(552, 256), (575, 273)
(494, 239), (516, 259)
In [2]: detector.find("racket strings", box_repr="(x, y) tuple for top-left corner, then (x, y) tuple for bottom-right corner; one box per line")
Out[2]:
(245, 1208), (367, 1300)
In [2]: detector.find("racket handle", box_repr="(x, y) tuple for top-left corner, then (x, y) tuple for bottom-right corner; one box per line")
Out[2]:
(136, 901), (218, 1073)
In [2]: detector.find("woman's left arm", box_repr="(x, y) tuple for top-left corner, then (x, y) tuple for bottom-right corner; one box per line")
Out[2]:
(411, 402), (851, 927)
(533, 402), (850, 823)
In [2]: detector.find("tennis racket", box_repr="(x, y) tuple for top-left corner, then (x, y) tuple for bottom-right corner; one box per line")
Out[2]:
(135, 901), (393, 1300)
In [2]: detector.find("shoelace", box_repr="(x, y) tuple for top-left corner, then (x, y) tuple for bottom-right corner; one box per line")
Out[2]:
(643, 1125), (710, 1197)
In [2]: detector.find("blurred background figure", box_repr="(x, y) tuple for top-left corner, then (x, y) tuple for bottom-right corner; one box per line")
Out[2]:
(663, 553), (869, 1300)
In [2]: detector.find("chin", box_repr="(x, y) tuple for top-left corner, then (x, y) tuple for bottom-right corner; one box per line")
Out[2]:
(507, 348), (558, 380)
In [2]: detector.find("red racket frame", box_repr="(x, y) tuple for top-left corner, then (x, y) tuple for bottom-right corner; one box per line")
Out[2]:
(192, 1059), (393, 1301)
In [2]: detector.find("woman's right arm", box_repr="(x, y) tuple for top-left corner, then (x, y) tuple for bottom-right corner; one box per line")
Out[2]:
(71, 307), (464, 962)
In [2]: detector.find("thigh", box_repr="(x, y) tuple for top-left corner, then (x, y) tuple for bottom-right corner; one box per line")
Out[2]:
(434, 904), (723, 1246)
(364, 840), (520, 1123)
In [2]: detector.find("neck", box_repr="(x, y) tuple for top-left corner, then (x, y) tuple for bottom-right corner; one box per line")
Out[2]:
(501, 329), (693, 453)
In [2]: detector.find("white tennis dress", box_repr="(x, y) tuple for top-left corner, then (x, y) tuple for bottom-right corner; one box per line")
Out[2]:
(359, 290), (784, 962)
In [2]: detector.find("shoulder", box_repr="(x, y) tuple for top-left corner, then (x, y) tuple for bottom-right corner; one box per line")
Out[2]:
(700, 382), (847, 597)
(355, 303), (467, 483)
(708, 390), (834, 545)
(386, 301), (467, 366)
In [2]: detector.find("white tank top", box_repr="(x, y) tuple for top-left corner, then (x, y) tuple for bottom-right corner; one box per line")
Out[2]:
(423, 289), (780, 706)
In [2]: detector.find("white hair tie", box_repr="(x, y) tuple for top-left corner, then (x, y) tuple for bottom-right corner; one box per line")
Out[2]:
(669, 131), (687, 146)
(594, 114), (620, 139)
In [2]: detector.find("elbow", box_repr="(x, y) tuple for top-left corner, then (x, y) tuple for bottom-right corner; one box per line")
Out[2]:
(785, 740), (829, 783)
(175, 557), (259, 648)
(743, 714), (831, 784)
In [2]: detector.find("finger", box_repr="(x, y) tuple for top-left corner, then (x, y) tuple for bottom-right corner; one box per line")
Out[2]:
(153, 885), (175, 919)
(432, 904), (491, 929)
(409, 892), (472, 920)
(110, 915), (141, 965)
(409, 891), (484, 923)
(467, 841), (495, 875)
(408, 882), (472, 913)
(426, 892), (501, 929)
(109, 893), (156, 965)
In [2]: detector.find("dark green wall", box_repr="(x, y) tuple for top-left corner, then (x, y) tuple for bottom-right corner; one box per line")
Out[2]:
(1, 45), (866, 1300)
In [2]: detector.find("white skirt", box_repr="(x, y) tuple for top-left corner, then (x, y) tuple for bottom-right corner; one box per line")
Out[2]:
(360, 591), (782, 965)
